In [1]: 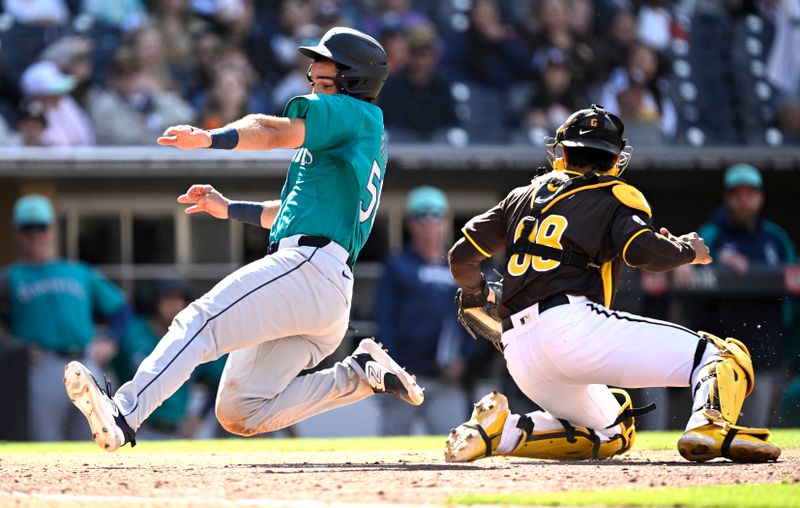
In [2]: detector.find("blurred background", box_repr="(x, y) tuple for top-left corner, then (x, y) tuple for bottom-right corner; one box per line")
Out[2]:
(0, 0), (799, 441)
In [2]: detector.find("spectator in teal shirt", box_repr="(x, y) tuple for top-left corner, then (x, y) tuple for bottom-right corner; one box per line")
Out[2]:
(114, 278), (226, 439)
(0, 194), (131, 440)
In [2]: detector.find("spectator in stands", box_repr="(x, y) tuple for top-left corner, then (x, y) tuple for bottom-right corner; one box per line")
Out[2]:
(198, 65), (250, 130)
(13, 101), (48, 146)
(191, 0), (254, 40)
(380, 23), (410, 77)
(526, 0), (599, 87)
(40, 36), (95, 108)
(766, 0), (800, 145)
(378, 25), (457, 142)
(599, 42), (676, 141)
(449, 0), (528, 90)
(362, 0), (431, 39)
(150, 0), (210, 77)
(113, 278), (225, 439)
(375, 187), (474, 435)
(596, 8), (638, 83)
(125, 24), (186, 94)
(80, 0), (147, 31)
(684, 164), (797, 427)
(2, 0), (69, 26)
(0, 195), (131, 441)
(268, 0), (318, 78)
(88, 48), (194, 145)
(19, 61), (96, 147)
(523, 47), (587, 143)
(636, 0), (672, 52)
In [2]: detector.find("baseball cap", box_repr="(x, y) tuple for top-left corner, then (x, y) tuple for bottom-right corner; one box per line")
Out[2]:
(13, 194), (54, 228)
(20, 60), (76, 98)
(724, 163), (762, 190)
(407, 186), (448, 218)
(558, 104), (626, 155)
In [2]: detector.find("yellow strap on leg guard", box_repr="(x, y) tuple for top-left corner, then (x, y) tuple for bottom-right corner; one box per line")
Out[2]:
(507, 389), (647, 461)
(698, 332), (755, 425)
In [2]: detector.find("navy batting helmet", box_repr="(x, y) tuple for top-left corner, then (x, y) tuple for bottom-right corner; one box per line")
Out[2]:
(299, 27), (388, 103)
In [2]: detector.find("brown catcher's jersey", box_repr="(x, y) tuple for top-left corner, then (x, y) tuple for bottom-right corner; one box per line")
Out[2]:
(462, 170), (654, 318)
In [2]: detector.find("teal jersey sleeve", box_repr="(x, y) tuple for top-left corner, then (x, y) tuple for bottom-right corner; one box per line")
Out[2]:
(284, 94), (362, 151)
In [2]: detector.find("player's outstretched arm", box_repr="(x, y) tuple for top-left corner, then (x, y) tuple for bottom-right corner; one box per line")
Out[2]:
(177, 185), (230, 219)
(177, 184), (280, 228)
(158, 115), (305, 151)
(157, 125), (212, 150)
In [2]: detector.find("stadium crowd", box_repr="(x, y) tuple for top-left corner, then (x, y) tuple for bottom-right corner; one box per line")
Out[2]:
(0, 0), (797, 148)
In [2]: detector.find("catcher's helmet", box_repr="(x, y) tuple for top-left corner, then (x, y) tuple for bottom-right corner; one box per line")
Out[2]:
(546, 104), (632, 175)
(299, 27), (388, 103)
(557, 104), (626, 155)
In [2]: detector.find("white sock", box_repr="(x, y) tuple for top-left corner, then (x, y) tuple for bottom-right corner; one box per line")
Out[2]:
(496, 413), (522, 454)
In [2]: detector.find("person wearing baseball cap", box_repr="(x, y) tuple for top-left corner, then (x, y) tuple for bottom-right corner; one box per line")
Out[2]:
(374, 186), (475, 435)
(694, 163), (797, 428)
(2, 194), (130, 441)
(19, 60), (95, 147)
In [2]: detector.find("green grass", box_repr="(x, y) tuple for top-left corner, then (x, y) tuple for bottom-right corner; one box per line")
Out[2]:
(1, 429), (798, 454)
(449, 482), (800, 507)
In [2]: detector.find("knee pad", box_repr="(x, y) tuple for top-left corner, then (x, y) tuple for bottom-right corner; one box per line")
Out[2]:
(507, 389), (648, 461)
(697, 332), (755, 425)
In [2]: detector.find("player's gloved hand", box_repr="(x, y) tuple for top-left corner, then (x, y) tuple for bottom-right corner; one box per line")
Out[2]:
(178, 184), (230, 219)
(157, 125), (212, 150)
(456, 277), (504, 352)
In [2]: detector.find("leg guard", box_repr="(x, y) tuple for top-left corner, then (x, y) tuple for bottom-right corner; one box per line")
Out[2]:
(695, 332), (754, 425)
(679, 332), (780, 463)
(444, 391), (509, 463)
(507, 389), (647, 461)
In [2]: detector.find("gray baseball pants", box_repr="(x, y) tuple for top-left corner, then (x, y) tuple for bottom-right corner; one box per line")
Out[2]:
(114, 235), (373, 435)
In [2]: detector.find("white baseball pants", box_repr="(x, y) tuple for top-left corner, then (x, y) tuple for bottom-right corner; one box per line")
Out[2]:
(114, 235), (374, 434)
(499, 295), (714, 443)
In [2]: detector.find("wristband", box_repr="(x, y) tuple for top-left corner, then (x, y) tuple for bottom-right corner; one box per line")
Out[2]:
(228, 201), (263, 227)
(209, 127), (239, 150)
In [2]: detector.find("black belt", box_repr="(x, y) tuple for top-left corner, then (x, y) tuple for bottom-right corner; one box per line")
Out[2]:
(501, 294), (571, 333)
(268, 235), (353, 269)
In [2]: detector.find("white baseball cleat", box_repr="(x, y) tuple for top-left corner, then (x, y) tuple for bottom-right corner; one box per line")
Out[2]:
(64, 361), (136, 452)
(350, 338), (425, 406)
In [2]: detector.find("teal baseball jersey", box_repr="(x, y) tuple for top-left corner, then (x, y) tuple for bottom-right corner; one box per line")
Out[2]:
(269, 93), (387, 263)
(3, 260), (125, 351)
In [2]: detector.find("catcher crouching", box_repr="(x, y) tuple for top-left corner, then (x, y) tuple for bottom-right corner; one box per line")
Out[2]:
(446, 105), (781, 464)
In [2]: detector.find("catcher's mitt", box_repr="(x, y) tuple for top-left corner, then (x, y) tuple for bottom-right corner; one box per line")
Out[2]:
(455, 277), (504, 352)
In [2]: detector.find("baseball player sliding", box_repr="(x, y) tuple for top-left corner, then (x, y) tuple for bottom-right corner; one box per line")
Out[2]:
(64, 27), (423, 451)
(448, 105), (781, 463)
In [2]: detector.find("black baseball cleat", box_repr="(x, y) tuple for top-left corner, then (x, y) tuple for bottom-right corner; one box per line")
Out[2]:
(64, 361), (136, 452)
(350, 338), (424, 406)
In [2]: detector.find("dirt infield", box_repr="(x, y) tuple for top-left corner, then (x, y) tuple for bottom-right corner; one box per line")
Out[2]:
(2, 448), (799, 507)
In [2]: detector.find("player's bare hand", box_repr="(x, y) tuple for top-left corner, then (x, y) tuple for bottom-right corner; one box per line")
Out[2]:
(177, 184), (230, 219)
(686, 234), (713, 265)
(157, 125), (212, 150)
